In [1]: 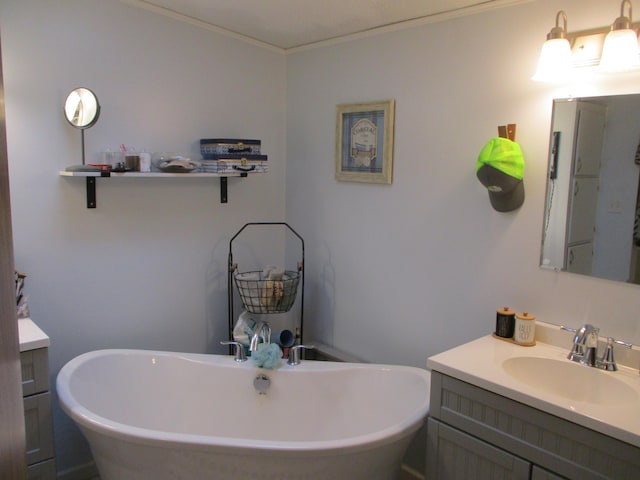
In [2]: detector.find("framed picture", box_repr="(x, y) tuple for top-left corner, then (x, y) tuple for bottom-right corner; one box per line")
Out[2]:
(335, 100), (395, 184)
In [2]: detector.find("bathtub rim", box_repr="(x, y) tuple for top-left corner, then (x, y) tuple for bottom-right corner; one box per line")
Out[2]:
(56, 348), (430, 456)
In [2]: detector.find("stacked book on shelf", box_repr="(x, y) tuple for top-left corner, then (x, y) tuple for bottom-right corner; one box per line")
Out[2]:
(200, 138), (268, 174)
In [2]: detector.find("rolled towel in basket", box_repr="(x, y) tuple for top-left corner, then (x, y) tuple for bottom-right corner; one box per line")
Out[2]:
(261, 266), (285, 310)
(261, 279), (284, 309)
(262, 265), (284, 280)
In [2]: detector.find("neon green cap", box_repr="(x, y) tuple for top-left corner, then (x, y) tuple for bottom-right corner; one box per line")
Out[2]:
(476, 137), (524, 180)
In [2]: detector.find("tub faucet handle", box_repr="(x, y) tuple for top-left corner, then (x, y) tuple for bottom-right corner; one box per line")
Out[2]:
(220, 341), (247, 362)
(287, 345), (315, 366)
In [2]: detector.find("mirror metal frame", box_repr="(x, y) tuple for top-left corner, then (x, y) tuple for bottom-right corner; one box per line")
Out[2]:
(63, 87), (100, 130)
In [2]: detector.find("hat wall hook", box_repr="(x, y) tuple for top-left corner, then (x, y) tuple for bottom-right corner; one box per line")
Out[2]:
(475, 123), (525, 212)
(498, 123), (517, 141)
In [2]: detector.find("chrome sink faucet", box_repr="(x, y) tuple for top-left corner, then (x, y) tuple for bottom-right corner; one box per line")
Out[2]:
(249, 322), (271, 352)
(564, 323), (599, 363)
(562, 324), (632, 371)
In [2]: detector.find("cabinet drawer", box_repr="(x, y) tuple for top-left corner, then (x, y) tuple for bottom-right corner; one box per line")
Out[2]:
(27, 458), (57, 480)
(430, 372), (640, 479)
(427, 418), (530, 480)
(21, 348), (49, 396)
(24, 393), (55, 466)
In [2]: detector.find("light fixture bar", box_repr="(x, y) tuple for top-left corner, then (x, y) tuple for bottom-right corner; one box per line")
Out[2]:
(566, 22), (640, 68)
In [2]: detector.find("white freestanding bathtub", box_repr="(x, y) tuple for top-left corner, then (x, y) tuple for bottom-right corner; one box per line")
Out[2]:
(56, 349), (430, 480)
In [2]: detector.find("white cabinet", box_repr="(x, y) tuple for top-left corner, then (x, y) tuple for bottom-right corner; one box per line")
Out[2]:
(19, 319), (56, 479)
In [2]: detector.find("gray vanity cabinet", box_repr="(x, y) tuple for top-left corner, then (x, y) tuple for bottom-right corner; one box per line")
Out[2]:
(427, 371), (640, 480)
(21, 347), (56, 479)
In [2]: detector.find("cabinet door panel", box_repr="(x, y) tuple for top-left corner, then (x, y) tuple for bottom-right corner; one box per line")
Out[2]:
(23, 393), (54, 465)
(567, 177), (599, 244)
(566, 242), (593, 274)
(573, 105), (606, 176)
(20, 349), (49, 396)
(427, 418), (530, 480)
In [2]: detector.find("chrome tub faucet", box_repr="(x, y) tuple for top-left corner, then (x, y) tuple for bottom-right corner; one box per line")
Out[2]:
(249, 322), (271, 352)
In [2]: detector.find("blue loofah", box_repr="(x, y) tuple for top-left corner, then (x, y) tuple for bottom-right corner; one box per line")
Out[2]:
(251, 343), (282, 369)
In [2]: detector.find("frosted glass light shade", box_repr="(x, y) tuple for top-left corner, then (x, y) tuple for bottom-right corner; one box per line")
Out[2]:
(532, 38), (573, 82)
(599, 29), (640, 71)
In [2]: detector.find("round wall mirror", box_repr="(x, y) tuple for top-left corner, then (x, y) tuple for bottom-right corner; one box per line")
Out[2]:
(64, 87), (100, 129)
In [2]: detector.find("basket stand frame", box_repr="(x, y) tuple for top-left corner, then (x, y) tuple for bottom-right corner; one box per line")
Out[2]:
(227, 222), (305, 349)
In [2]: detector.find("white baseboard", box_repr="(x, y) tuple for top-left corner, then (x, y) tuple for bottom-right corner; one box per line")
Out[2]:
(400, 464), (425, 480)
(56, 461), (98, 480)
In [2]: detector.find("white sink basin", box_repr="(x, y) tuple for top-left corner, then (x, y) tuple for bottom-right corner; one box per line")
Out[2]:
(502, 356), (639, 405)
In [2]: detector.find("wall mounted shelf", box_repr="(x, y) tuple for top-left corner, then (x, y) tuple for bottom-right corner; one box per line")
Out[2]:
(59, 170), (259, 208)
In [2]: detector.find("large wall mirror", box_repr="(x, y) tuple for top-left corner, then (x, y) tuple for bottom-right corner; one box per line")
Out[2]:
(541, 93), (640, 285)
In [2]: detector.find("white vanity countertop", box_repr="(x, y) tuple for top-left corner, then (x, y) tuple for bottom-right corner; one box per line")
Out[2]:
(427, 324), (640, 448)
(18, 318), (50, 352)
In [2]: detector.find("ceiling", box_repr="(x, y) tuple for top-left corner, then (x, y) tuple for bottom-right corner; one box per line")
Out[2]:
(124, 0), (529, 51)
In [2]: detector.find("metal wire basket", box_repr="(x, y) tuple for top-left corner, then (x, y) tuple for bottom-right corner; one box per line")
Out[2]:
(233, 269), (300, 314)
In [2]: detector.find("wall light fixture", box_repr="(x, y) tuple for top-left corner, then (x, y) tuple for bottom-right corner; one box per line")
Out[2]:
(599, 0), (640, 71)
(532, 11), (572, 82)
(533, 1), (640, 82)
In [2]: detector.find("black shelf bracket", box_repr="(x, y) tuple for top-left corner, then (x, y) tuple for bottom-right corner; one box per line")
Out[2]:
(220, 177), (228, 203)
(86, 177), (96, 208)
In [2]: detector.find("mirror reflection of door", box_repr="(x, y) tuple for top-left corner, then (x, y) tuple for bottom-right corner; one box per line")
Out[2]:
(566, 102), (606, 275)
(542, 100), (606, 276)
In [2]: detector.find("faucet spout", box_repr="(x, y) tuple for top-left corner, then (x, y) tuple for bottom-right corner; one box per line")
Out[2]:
(565, 323), (602, 367)
(249, 322), (271, 352)
(580, 328), (600, 367)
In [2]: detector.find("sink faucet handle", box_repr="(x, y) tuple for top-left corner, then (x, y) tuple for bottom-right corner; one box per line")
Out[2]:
(220, 341), (247, 362)
(287, 344), (315, 366)
(612, 338), (633, 349)
(599, 337), (633, 372)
